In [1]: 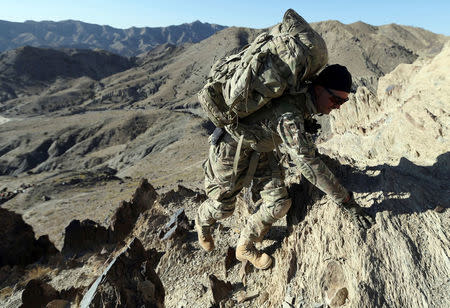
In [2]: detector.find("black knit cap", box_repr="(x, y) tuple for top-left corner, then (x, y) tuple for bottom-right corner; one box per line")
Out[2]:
(314, 64), (352, 92)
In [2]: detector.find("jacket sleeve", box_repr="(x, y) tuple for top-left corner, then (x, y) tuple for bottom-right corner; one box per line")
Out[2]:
(277, 112), (349, 203)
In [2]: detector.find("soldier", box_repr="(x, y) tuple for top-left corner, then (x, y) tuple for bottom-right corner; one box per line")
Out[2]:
(195, 64), (374, 270)
(195, 10), (374, 270)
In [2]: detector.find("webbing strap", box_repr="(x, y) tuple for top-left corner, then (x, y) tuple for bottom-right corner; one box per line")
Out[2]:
(230, 135), (244, 189)
(267, 150), (281, 179)
(243, 151), (260, 188)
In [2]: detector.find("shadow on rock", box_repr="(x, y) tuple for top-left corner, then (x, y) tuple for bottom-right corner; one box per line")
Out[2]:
(0, 208), (59, 268)
(287, 152), (449, 226)
(20, 279), (84, 308)
(330, 152), (449, 216)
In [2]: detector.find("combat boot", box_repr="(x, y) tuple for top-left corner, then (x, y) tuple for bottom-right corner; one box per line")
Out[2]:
(236, 242), (272, 270)
(195, 217), (215, 252)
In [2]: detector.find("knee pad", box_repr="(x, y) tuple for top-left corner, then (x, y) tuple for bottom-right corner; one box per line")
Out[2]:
(272, 198), (292, 219)
(211, 199), (236, 220)
(260, 186), (289, 203)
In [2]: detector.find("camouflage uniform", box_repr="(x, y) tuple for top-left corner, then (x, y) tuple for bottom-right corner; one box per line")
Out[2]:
(197, 88), (349, 244)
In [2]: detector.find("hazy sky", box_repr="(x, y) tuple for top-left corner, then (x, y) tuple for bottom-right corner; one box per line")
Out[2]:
(2, 0), (449, 35)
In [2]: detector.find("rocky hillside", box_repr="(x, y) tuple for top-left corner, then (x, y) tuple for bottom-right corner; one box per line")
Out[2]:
(264, 40), (450, 308)
(0, 16), (449, 307)
(0, 19), (227, 57)
(322, 41), (450, 167)
(1, 44), (448, 306)
(0, 46), (134, 105)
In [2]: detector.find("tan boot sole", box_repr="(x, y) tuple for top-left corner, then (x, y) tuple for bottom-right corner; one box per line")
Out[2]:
(199, 240), (215, 252)
(236, 253), (273, 270)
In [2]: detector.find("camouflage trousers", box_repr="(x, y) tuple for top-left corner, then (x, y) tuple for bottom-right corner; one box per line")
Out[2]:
(196, 133), (291, 244)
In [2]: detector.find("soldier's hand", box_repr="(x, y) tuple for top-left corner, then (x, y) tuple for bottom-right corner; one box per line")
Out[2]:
(341, 192), (375, 229)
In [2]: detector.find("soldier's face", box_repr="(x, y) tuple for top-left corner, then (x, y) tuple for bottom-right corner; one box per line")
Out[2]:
(315, 86), (349, 114)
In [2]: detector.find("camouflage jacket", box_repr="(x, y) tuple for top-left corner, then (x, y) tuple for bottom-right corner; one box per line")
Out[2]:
(225, 87), (349, 203)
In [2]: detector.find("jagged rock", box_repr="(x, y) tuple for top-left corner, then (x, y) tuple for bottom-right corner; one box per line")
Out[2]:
(158, 184), (205, 205)
(61, 219), (111, 257)
(60, 178), (157, 257)
(79, 238), (164, 308)
(224, 247), (236, 277)
(209, 274), (232, 305)
(158, 208), (191, 241)
(21, 279), (59, 308)
(110, 178), (157, 242)
(0, 208), (58, 267)
(326, 41), (450, 167)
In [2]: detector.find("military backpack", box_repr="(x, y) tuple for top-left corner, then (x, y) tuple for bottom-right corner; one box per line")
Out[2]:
(198, 9), (328, 128)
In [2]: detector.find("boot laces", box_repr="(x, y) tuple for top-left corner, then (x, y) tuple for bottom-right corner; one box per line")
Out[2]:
(199, 225), (212, 239)
(243, 243), (261, 257)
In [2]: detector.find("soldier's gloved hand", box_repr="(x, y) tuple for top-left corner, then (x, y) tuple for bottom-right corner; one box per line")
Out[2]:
(341, 192), (375, 229)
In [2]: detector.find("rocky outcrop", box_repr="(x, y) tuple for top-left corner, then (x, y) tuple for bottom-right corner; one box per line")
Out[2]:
(79, 238), (165, 308)
(0, 208), (58, 267)
(262, 41), (450, 308)
(209, 274), (233, 305)
(158, 184), (207, 205)
(325, 41), (450, 167)
(61, 178), (157, 256)
(111, 178), (158, 242)
(61, 220), (111, 256)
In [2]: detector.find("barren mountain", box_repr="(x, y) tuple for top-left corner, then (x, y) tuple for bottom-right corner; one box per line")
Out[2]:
(0, 22), (446, 179)
(0, 46), (134, 110)
(0, 17), (449, 308)
(0, 19), (227, 57)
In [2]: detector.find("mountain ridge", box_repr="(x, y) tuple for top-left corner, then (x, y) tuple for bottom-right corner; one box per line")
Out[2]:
(0, 19), (227, 57)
